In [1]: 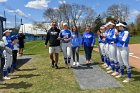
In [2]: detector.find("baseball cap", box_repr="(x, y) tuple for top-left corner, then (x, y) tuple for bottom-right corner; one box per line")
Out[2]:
(107, 22), (115, 25)
(116, 22), (127, 27)
(3, 30), (12, 34)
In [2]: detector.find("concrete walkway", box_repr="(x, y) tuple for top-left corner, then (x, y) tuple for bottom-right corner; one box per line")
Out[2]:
(72, 55), (123, 89)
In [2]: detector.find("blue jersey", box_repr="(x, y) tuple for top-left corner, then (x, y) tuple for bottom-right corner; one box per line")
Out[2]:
(59, 29), (72, 43)
(105, 28), (117, 44)
(2, 36), (14, 49)
(82, 31), (95, 47)
(116, 30), (130, 47)
(71, 32), (82, 47)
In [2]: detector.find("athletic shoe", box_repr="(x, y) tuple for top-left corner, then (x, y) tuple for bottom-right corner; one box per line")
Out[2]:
(123, 78), (130, 83)
(3, 76), (11, 80)
(106, 66), (111, 70)
(76, 62), (80, 67)
(111, 72), (119, 76)
(107, 70), (113, 74)
(73, 62), (76, 66)
(55, 64), (59, 69)
(115, 74), (122, 78)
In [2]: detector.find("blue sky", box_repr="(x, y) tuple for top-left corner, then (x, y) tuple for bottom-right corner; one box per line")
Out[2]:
(0, 0), (140, 28)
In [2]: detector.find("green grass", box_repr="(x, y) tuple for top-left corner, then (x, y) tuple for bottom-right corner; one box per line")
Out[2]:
(130, 35), (140, 44)
(0, 40), (140, 93)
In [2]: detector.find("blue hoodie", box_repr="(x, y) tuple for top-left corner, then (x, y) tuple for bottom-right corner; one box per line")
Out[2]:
(82, 31), (95, 47)
(2, 36), (14, 49)
(71, 32), (82, 47)
(116, 30), (130, 47)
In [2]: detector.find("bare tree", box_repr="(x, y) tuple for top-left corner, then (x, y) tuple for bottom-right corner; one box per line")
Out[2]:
(135, 14), (140, 33)
(33, 22), (49, 32)
(107, 4), (129, 22)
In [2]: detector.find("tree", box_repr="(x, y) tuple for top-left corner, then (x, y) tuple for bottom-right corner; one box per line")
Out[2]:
(94, 15), (104, 33)
(106, 4), (129, 22)
(33, 22), (49, 32)
(135, 14), (140, 34)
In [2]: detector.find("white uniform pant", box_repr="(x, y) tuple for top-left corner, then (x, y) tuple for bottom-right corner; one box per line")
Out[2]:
(116, 47), (130, 68)
(61, 42), (71, 59)
(99, 43), (105, 56)
(104, 43), (109, 58)
(3, 50), (13, 71)
(109, 44), (117, 62)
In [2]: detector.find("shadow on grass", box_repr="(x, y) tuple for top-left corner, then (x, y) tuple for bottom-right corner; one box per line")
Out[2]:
(131, 70), (140, 81)
(11, 74), (40, 79)
(0, 81), (32, 89)
(17, 57), (32, 69)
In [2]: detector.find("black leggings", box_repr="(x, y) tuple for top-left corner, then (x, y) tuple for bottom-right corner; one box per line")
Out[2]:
(72, 47), (79, 62)
(84, 45), (93, 61)
(12, 50), (18, 69)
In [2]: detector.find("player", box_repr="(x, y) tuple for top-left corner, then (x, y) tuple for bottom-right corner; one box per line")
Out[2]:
(2, 30), (13, 80)
(115, 22), (131, 83)
(58, 23), (72, 68)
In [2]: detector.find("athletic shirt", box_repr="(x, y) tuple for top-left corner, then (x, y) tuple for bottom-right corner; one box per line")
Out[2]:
(116, 30), (130, 47)
(105, 28), (117, 44)
(71, 32), (82, 47)
(2, 36), (14, 49)
(82, 31), (95, 47)
(59, 29), (72, 43)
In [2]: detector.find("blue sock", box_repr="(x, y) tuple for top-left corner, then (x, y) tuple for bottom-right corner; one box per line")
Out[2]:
(115, 62), (119, 72)
(68, 57), (71, 64)
(12, 64), (16, 69)
(64, 58), (67, 64)
(3, 71), (7, 77)
(111, 61), (115, 71)
(7, 67), (11, 74)
(120, 69), (124, 75)
(127, 73), (131, 78)
(107, 58), (110, 66)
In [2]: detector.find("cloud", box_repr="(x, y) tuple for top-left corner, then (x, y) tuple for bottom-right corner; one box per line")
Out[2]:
(25, 0), (50, 9)
(135, 0), (140, 2)
(0, 0), (7, 3)
(5, 9), (31, 17)
(58, 0), (66, 4)
(130, 9), (140, 17)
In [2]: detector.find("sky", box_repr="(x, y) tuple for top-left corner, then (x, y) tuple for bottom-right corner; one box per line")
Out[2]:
(0, 0), (140, 28)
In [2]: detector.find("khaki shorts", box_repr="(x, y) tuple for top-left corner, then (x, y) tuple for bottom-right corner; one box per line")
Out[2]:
(49, 46), (60, 54)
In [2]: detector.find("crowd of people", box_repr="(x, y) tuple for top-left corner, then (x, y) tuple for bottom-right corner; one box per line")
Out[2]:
(45, 21), (131, 83)
(45, 21), (95, 69)
(0, 31), (25, 81)
(98, 21), (131, 83)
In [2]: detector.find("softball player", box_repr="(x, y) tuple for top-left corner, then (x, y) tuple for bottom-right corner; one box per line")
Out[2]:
(105, 22), (117, 74)
(2, 30), (13, 80)
(58, 23), (72, 68)
(115, 22), (131, 83)
(98, 26), (106, 63)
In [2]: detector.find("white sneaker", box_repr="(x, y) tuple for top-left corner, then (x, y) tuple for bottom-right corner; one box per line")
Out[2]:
(107, 70), (113, 74)
(73, 62), (76, 66)
(111, 72), (119, 76)
(123, 78), (130, 83)
(106, 66), (111, 70)
(76, 62), (80, 67)
(3, 76), (11, 80)
(115, 74), (122, 78)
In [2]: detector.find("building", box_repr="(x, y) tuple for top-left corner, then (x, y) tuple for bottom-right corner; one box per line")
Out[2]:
(0, 16), (6, 39)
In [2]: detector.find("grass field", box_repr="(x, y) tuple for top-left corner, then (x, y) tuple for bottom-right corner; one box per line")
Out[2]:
(130, 35), (140, 44)
(0, 40), (140, 93)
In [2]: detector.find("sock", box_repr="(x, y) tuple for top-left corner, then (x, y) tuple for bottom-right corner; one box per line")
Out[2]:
(12, 63), (16, 69)
(111, 61), (115, 71)
(64, 58), (67, 64)
(3, 71), (7, 77)
(115, 62), (119, 72)
(127, 67), (131, 78)
(68, 57), (71, 64)
(101, 55), (104, 62)
(107, 58), (110, 66)
(7, 67), (11, 74)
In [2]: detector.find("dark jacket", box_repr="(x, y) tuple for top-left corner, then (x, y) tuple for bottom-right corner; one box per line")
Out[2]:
(45, 27), (60, 47)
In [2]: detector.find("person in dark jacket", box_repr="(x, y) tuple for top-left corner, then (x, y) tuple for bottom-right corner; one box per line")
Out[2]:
(45, 21), (60, 69)
(18, 33), (25, 56)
